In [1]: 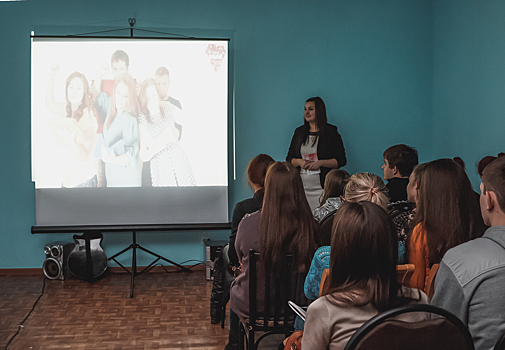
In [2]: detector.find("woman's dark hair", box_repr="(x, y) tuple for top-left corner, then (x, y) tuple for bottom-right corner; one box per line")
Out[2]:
(319, 169), (350, 206)
(107, 73), (139, 129)
(260, 162), (317, 276)
(324, 201), (401, 312)
(301, 96), (328, 146)
(246, 154), (275, 190)
(65, 72), (98, 122)
(139, 78), (163, 124)
(411, 158), (486, 266)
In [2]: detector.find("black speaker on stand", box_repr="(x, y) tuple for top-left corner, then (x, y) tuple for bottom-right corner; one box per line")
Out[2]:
(42, 242), (75, 280)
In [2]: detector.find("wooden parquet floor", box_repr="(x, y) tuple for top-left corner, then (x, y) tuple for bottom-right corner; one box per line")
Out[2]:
(0, 271), (230, 350)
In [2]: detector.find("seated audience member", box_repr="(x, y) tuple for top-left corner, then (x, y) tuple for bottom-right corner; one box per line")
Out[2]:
(228, 154), (275, 269)
(382, 144), (418, 204)
(313, 169), (350, 222)
(382, 145), (418, 242)
(432, 155), (505, 350)
(225, 162), (317, 350)
(304, 173), (403, 301)
(302, 201), (429, 350)
(210, 154), (274, 324)
(408, 158), (486, 290)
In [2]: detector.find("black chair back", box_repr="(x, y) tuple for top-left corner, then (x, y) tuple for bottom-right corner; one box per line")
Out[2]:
(240, 249), (308, 350)
(344, 304), (474, 350)
(317, 212), (336, 247)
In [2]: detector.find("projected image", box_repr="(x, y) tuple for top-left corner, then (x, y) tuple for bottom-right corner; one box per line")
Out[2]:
(32, 39), (228, 189)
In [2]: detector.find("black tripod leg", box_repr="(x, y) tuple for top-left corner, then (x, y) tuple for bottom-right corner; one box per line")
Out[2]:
(130, 232), (138, 298)
(137, 245), (192, 272)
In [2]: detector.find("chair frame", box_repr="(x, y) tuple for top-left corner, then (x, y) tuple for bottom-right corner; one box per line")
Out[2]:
(343, 304), (474, 350)
(239, 250), (299, 350)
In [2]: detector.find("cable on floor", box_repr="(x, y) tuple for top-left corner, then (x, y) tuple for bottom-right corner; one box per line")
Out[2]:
(5, 277), (47, 350)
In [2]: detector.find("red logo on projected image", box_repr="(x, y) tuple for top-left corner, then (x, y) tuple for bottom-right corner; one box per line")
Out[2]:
(206, 44), (226, 72)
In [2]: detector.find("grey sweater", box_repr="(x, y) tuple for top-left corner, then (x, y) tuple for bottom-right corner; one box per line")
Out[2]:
(431, 226), (505, 350)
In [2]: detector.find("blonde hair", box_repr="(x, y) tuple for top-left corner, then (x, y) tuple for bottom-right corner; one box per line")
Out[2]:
(344, 173), (389, 210)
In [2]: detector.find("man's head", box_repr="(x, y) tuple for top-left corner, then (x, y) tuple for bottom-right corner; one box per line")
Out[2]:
(155, 67), (170, 100)
(111, 50), (129, 79)
(382, 144), (418, 180)
(480, 156), (505, 226)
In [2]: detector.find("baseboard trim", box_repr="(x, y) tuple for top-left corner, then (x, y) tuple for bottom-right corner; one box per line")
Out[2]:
(0, 264), (205, 277)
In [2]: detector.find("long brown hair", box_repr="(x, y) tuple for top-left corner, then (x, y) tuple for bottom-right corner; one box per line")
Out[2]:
(260, 162), (317, 276)
(65, 72), (98, 122)
(325, 201), (401, 312)
(107, 73), (139, 129)
(139, 78), (163, 124)
(319, 169), (350, 206)
(412, 158), (486, 266)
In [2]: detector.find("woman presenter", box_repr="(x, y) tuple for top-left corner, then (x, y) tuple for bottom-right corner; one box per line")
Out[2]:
(286, 96), (346, 212)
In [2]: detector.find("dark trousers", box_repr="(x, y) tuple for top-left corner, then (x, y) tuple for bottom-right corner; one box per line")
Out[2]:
(227, 308), (240, 349)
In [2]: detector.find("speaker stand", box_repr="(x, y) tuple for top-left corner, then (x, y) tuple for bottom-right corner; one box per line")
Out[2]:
(108, 231), (192, 298)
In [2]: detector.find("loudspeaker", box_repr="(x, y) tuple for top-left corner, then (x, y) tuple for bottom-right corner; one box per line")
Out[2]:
(43, 242), (75, 280)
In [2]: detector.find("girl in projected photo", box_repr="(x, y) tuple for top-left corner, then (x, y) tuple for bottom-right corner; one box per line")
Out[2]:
(45, 64), (99, 187)
(138, 79), (196, 187)
(94, 73), (141, 187)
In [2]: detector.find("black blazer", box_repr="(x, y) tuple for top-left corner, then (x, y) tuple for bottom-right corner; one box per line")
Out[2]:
(286, 124), (346, 188)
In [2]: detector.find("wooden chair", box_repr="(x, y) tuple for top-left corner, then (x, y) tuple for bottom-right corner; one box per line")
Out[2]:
(343, 304), (475, 350)
(424, 263), (440, 300)
(396, 264), (415, 286)
(239, 250), (307, 350)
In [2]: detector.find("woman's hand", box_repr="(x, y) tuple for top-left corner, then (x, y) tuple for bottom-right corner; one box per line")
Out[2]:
(305, 160), (321, 171)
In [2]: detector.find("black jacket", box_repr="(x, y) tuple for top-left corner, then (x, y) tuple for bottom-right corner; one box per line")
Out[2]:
(227, 189), (264, 266)
(286, 124), (346, 188)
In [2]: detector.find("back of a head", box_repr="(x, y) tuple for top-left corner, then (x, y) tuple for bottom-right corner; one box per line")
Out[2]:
(247, 154), (275, 190)
(482, 155), (505, 214)
(415, 158), (485, 265)
(320, 169), (350, 205)
(383, 144), (418, 177)
(328, 201), (398, 311)
(478, 153), (505, 177)
(344, 173), (389, 210)
(261, 162), (316, 275)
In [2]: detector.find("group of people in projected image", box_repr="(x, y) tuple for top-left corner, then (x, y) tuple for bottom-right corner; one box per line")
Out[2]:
(45, 49), (196, 188)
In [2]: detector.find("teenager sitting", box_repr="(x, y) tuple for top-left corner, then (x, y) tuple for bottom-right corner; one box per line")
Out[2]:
(408, 158), (486, 290)
(431, 155), (505, 350)
(302, 201), (429, 350)
(313, 169), (350, 222)
(225, 162), (317, 350)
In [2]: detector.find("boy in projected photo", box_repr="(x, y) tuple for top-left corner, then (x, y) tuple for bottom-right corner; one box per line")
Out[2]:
(155, 66), (183, 140)
(138, 79), (196, 187)
(45, 63), (99, 188)
(94, 73), (141, 187)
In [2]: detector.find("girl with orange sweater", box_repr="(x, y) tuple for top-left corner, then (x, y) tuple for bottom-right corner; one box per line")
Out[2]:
(408, 158), (486, 290)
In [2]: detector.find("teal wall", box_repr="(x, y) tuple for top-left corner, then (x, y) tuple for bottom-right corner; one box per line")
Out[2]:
(433, 0), (505, 188)
(1, 0), (435, 268)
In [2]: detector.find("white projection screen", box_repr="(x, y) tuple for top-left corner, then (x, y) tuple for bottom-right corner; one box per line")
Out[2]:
(31, 37), (229, 226)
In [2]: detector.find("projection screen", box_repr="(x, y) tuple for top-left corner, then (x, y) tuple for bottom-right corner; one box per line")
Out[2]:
(31, 36), (229, 226)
